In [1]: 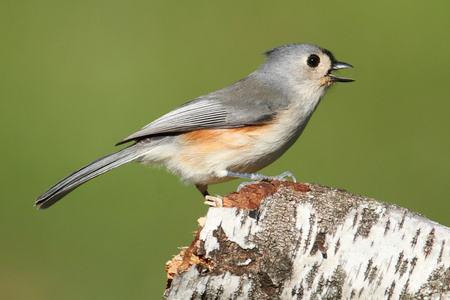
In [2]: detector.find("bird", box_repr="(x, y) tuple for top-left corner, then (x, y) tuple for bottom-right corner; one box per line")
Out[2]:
(35, 43), (354, 210)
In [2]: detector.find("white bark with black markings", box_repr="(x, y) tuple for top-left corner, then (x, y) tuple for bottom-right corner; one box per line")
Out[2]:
(164, 183), (450, 299)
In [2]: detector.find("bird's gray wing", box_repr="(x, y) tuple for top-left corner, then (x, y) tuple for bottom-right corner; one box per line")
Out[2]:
(117, 76), (287, 145)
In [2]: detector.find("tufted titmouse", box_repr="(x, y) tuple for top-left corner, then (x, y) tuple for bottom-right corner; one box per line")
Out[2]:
(35, 43), (354, 209)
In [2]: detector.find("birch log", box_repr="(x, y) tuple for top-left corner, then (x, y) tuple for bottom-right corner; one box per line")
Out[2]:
(164, 181), (450, 299)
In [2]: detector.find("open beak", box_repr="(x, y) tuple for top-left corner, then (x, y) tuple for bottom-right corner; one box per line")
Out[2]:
(328, 61), (354, 82)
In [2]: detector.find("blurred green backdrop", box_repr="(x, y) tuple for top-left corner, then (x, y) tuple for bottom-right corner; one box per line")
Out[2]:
(1, 1), (449, 299)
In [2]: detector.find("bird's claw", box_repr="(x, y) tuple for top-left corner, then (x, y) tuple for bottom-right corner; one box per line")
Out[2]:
(204, 195), (223, 207)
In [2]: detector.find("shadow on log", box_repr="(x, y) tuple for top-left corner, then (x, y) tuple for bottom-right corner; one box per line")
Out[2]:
(164, 181), (450, 299)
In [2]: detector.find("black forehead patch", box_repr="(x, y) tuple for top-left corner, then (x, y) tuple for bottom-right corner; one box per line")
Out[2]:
(321, 48), (337, 64)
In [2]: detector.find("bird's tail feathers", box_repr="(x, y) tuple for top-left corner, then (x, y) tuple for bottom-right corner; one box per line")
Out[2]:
(35, 145), (146, 210)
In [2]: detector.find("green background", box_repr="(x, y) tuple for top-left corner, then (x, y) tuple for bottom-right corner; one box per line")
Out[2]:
(1, 1), (449, 299)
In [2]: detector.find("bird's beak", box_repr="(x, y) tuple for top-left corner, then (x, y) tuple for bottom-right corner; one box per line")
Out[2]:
(328, 61), (354, 83)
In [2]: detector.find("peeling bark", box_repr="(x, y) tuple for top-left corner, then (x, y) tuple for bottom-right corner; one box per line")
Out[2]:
(164, 181), (450, 299)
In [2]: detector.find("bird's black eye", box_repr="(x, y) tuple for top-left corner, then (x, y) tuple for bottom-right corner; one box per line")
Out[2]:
(307, 54), (320, 68)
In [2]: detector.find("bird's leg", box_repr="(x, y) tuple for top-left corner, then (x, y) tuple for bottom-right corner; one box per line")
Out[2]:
(197, 184), (223, 207)
(196, 184), (209, 197)
(226, 171), (297, 191)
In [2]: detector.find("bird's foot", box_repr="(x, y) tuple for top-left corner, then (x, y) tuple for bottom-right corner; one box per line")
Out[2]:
(204, 195), (223, 207)
(225, 171), (297, 192)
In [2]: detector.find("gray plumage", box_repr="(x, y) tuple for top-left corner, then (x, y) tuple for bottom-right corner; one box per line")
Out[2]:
(117, 75), (289, 145)
(35, 43), (353, 209)
(36, 145), (144, 209)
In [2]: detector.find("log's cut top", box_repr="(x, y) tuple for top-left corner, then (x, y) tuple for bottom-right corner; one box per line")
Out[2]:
(165, 182), (450, 300)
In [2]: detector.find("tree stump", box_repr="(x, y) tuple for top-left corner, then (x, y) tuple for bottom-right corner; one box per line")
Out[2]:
(164, 181), (450, 299)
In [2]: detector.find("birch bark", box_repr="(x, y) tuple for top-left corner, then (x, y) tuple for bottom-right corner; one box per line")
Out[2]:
(164, 181), (450, 300)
